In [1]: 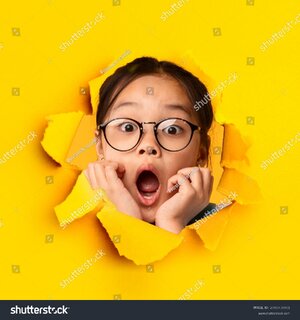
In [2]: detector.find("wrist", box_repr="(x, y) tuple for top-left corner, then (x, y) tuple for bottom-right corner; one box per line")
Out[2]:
(115, 203), (142, 219)
(155, 216), (184, 234)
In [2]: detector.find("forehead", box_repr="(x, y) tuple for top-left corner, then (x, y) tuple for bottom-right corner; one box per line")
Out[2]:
(115, 74), (190, 103)
(108, 74), (195, 121)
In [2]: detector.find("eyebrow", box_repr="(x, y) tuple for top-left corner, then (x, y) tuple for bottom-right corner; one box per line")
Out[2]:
(112, 101), (139, 110)
(164, 103), (192, 115)
(112, 101), (192, 115)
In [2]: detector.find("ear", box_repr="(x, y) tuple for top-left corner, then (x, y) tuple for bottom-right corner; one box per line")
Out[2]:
(197, 156), (206, 167)
(197, 136), (210, 167)
(95, 130), (104, 160)
(197, 148), (207, 167)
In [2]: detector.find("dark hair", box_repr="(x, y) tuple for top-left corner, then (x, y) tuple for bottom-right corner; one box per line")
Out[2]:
(96, 57), (213, 165)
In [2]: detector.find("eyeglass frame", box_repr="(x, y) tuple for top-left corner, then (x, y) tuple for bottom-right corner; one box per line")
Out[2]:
(97, 117), (201, 152)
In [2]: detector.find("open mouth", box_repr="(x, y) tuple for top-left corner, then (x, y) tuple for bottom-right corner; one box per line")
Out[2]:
(136, 170), (160, 206)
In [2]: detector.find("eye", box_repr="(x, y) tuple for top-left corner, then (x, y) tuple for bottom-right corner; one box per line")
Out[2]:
(163, 125), (183, 135)
(119, 121), (138, 133)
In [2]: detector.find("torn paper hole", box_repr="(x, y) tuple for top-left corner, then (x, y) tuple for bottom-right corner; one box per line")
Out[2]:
(54, 172), (105, 228)
(41, 112), (97, 170)
(42, 54), (263, 265)
(41, 111), (84, 167)
(221, 124), (251, 170)
(65, 114), (97, 170)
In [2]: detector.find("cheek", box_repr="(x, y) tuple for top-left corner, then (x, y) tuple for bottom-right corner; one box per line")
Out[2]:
(121, 168), (140, 199)
(102, 143), (123, 163)
(183, 137), (200, 163)
(166, 149), (198, 172)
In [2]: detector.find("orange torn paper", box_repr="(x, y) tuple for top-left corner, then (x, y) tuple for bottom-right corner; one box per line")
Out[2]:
(41, 112), (97, 169)
(188, 204), (232, 251)
(65, 114), (97, 170)
(217, 168), (263, 205)
(53, 168), (237, 264)
(221, 124), (251, 169)
(41, 112), (84, 166)
(55, 172), (105, 228)
(54, 172), (184, 264)
(97, 205), (184, 265)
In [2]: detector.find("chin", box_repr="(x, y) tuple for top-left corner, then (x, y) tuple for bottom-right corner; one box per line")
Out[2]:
(140, 208), (157, 224)
(138, 196), (170, 224)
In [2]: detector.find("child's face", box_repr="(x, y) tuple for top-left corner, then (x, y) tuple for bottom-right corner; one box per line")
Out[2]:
(97, 75), (201, 223)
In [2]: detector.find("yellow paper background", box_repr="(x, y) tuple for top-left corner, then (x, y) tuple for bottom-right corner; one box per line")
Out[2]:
(0, 0), (299, 299)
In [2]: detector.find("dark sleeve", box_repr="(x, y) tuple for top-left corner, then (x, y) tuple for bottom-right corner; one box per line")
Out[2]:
(186, 203), (217, 226)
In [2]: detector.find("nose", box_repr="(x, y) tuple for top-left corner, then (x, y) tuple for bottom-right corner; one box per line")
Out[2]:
(136, 125), (161, 157)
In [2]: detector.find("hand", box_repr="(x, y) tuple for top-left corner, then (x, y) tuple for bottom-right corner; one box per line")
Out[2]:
(83, 160), (142, 219)
(155, 167), (213, 234)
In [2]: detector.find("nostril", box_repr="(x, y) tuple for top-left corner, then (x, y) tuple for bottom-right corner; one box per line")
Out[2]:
(139, 148), (157, 155)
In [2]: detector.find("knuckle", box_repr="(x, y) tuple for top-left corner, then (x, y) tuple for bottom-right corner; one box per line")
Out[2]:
(87, 163), (95, 172)
(87, 162), (94, 170)
(105, 165), (114, 172)
(200, 167), (209, 174)
(106, 160), (117, 166)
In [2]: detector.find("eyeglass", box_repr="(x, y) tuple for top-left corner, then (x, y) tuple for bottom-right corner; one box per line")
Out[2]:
(97, 117), (201, 152)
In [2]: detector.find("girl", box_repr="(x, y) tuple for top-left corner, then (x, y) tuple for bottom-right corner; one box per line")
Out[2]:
(84, 57), (214, 234)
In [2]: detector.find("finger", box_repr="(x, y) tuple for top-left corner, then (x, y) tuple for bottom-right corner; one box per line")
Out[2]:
(98, 160), (125, 179)
(116, 163), (125, 179)
(177, 167), (199, 181)
(167, 173), (193, 193)
(85, 163), (100, 189)
(83, 169), (91, 185)
(92, 162), (108, 189)
(199, 168), (213, 197)
(167, 173), (185, 192)
(209, 175), (214, 196)
(105, 165), (124, 188)
(177, 167), (203, 191)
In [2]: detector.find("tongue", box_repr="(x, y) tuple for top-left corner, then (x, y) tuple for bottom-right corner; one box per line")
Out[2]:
(137, 171), (159, 193)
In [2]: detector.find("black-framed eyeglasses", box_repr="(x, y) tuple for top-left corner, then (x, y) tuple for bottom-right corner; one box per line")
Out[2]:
(97, 117), (201, 152)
